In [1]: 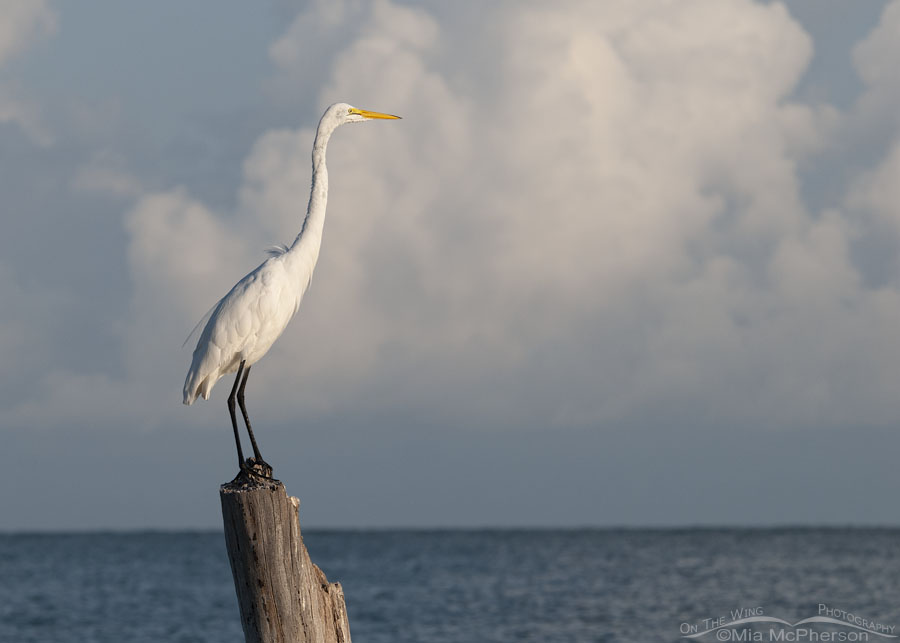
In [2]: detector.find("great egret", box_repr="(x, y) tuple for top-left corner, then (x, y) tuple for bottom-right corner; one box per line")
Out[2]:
(183, 102), (400, 475)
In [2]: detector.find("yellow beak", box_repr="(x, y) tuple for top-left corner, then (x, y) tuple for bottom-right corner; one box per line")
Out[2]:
(349, 107), (402, 120)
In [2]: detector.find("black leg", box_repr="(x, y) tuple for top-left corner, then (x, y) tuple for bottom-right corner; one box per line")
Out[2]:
(227, 361), (246, 468)
(237, 364), (266, 464)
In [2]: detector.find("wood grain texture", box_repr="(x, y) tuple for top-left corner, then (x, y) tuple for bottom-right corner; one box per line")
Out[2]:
(220, 475), (351, 643)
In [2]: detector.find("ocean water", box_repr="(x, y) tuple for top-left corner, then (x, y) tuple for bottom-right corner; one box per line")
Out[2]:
(2, 528), (900, 642)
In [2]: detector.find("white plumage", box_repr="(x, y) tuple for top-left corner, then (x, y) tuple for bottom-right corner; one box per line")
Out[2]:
(183, 102), (400, 471)
(183, 252), (305, 403)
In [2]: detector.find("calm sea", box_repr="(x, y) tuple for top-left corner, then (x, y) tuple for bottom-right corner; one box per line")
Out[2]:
(2, 529), (899, 642)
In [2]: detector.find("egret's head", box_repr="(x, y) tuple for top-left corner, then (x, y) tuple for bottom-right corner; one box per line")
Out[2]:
(321, 102), (401, 131)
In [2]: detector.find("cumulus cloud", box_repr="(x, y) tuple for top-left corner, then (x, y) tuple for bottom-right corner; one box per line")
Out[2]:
(0, 0), (55, 64)
(258, 0), (900, 430)
(853, 0), (900, 134)
(13, 0), (900, 436)
(0, 0), (56, 143)
(127, 0), (900, 431)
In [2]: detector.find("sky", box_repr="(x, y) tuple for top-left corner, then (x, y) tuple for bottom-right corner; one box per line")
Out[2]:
(2, 0), (900, 530)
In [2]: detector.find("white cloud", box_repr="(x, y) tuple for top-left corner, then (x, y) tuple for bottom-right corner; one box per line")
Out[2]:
(15, 0), (900, 435)
(0, 0), (56, 65)
(0, 0), (56, 144)
(853, 0), (900, 128)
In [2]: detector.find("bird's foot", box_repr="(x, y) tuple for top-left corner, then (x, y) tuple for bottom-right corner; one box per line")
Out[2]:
(241, 457), (274, 479)
(241, 458), (272, 480)
(229, 457), (276, 486)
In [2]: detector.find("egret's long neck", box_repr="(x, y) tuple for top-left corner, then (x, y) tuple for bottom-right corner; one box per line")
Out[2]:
(291, 126), (333, 253)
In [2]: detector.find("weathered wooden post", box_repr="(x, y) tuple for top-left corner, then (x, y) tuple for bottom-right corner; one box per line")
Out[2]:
(220, 461), (351, 643)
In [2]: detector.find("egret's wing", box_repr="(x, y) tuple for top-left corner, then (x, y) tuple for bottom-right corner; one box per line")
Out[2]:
(184, 252), (281, 350)
(182, 300), (221, 349)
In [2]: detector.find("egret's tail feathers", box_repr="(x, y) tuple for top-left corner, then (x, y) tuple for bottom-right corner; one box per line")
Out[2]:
(183, 367), (202, 405)
(183, 384), (198, 405)
(184, 371), (216, 405)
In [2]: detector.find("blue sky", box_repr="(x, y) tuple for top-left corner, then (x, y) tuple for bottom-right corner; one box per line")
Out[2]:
(3, 0), (900, 530)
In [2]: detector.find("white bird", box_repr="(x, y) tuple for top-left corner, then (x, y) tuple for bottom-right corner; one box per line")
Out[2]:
(183, 102), (400, 474)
